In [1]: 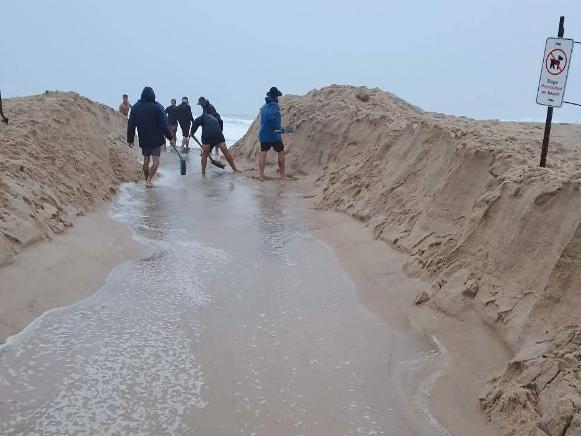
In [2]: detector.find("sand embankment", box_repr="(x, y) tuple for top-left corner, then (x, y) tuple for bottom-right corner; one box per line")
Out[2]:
(232, 85), (581, 436)
(0, 92), (144, 342)
(0, 92), (141, 266)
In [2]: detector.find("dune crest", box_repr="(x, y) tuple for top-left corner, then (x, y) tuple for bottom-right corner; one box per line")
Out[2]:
(0, 92), (140, 266)
(233, 84), (581, 436)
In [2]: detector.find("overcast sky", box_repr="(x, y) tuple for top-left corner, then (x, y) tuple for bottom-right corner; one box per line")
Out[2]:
(1, 0), (581, 122)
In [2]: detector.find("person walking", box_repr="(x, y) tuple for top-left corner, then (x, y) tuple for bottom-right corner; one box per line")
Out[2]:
(259, 87), (285, 180)
(127, 86), (173, 187)
(176, 96), (194, 152)
(165, 98), (179, 151)
(119, 94), (132, 117)
(191, 113), (238, 175)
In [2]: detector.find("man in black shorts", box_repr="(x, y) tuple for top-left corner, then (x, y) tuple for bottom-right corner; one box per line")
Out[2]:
(165, 99), (179, 150)
(259, 87), (285, 180)
(127, 86), (173, 187)
(191, 113), (239, 175)
(176, 96), (193, 151)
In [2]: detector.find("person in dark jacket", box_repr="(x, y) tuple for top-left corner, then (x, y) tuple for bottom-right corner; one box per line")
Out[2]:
(198, 96), (223, 157)
(127, 86), (173, 187)
(197, 97), (223, 131)
(165, 99), (179, 150)
(259, 86), (285, 180)
(191, 114), (239, 175)
(176, 96), (194, 151)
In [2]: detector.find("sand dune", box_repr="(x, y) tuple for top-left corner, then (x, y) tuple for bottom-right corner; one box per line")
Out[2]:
(233, 85), (581, 436)
(0, 92), (140, 266)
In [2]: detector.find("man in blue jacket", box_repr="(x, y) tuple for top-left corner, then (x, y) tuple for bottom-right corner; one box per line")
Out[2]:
(259, 87), (285, 180)
(127, 86), (173, 187)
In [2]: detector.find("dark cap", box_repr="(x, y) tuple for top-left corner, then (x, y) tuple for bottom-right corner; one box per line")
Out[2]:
(197, 96), (207, 105)
(267, 86), (282, 97)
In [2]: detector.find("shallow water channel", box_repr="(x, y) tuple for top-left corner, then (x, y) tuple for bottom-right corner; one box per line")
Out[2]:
(0, 155), (448, 435)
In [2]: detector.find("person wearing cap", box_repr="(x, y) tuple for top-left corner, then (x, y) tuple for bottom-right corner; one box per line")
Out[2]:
(127, 86), (173, 187)
(259, 86), (285, 180)
(198, 97), (223, 157)
(190, 113), (239, 175)
(197, 97), (223, 131)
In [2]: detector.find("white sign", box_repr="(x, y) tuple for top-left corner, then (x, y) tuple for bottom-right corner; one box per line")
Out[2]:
(536, 37), (574, 107)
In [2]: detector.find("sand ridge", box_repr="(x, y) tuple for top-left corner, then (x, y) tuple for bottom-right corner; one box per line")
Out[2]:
(232, 84), (581, 436)
(0, 92), (141, 266)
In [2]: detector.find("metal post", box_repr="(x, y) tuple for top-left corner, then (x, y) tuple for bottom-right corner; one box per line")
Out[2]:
(539, 16), (565, 167)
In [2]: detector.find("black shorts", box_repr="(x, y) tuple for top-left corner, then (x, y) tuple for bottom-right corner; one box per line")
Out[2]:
(261, 141), (284, 152)
(203, 133), (226, 148)
(141, 146), (161, 157)
(179, 123), (191, 137)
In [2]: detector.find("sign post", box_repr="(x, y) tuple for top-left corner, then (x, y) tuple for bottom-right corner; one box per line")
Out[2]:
(537, 16), (571, 168)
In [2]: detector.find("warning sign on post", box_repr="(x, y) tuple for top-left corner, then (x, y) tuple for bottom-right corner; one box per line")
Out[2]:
(536, 38), (574, 107)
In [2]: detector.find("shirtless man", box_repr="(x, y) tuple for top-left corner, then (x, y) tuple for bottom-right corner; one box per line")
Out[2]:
(0, 87), (7, 123)
(119, 94), (132, 117)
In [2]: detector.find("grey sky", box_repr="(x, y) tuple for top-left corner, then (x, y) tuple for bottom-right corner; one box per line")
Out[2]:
(1, 0), (581, 122)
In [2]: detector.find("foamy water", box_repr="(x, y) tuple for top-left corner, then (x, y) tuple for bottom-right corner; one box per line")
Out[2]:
(172, 115), (253, 148)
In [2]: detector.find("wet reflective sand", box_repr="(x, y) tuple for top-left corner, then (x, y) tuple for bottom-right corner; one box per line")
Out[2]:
(0, 156), (447, 435)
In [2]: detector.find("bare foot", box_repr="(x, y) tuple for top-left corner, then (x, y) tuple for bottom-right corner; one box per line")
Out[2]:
(146, 180), (154, 188)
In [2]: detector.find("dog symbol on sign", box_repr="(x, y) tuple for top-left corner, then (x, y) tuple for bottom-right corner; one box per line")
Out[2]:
(546, 49), (567, 75)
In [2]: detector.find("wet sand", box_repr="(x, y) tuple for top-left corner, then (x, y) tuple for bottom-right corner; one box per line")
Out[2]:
(0, 155), (499, 435)
(309, 209), (508, 436)
(0, 207), (146, 343)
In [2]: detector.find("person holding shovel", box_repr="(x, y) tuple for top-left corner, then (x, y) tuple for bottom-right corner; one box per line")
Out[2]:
(191, 113), (239, 175)
(127, 86), (173, 187)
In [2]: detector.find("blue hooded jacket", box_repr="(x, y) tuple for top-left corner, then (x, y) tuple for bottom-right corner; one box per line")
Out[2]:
(127, 87), (173, 148)
(259, 96), (282, 143)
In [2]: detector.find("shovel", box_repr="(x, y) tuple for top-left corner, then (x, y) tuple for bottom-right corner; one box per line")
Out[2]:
(170, 143), (187, 175)
(192, 136), (226, 169)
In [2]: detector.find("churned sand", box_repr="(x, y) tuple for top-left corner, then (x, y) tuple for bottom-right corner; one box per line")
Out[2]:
(233, 85), (581, 436)
(0, 91), (141, 266)
(0, 92), (144, 342)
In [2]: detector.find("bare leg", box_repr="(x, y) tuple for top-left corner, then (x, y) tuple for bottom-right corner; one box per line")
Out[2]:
(258, 150), (267, 180)
(146, 155), (160, 187)
(277, 150), (286, 179)
(0, 89), (7, 123)
(170, 127), (177, 147)
(201, 146), (209, 175)
(218, 143), (239, 172)
(143, 156), (150, 183)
